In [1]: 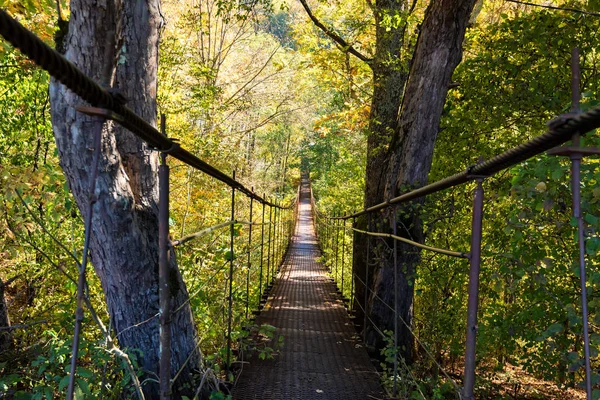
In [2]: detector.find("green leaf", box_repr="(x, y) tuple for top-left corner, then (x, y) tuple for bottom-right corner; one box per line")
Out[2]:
(545, 322), (563, 336)
(58, 375), (70, 392)
(76, 367), (93, 379)
(551, 168), (563, 180)
(73, 386), (85, 400)
(585, 214), (598, 225)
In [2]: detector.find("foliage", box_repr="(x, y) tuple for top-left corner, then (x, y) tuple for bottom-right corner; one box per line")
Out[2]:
(420, 2), (600, 395)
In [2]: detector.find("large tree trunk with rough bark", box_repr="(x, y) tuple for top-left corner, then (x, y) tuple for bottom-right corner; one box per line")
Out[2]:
(353, 0), (477, 360)
(352, 0), (407, 354)
(49, 0), (201, 397)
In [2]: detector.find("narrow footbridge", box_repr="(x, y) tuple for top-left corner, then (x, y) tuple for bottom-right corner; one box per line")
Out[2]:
(234, 180), (382, 399)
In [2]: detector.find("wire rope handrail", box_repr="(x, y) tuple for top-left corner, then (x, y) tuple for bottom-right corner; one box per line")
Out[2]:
(351, 227), (468, 258)
(0, 9), (291, 210)
(171, 217), (294, 247)
(323, 102), (600, 220)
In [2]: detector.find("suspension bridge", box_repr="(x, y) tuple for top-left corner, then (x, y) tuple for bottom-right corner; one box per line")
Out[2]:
(2, 8), (600, 400)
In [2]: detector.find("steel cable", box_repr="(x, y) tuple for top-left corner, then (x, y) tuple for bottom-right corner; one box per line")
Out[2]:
(0, 10), (290, 209)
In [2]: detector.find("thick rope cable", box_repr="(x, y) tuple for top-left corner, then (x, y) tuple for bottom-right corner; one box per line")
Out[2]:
(0, 10), (289, 209)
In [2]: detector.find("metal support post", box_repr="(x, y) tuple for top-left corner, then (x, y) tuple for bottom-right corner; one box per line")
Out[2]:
(158, 115), (172, 400)
(67, 114), (104, 400)
(393, 209), (398, 397)
(246, 190), (253, 319)
(364, 227), (370, 344)
(267, 204), (273, 285)
(273, 204), (278, 277)
(325, 216), (329, 258)
(341, 217), (346, 299)
(275, 204), (280, 270)
(546, 49), (594, 399)
(259, 198), (266, 303)
(463, 178), (485, 400)
(335, 214), (340, 283)
(273, 203), (277, 273)
(571, 138), (593, 400)
(226, 171), (236, 378)
(351, 218), (356, 309)
(569, 49), (593, 400)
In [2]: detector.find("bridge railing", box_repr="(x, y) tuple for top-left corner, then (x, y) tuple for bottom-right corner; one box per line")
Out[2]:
(0, 10), (298, 400)
(312, 48), (600, 400)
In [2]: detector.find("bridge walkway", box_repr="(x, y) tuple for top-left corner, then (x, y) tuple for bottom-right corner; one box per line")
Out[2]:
(233, 178), (383, 400)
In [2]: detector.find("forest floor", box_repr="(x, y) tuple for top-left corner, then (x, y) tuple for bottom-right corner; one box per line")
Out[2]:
(485, 364), (585, 399)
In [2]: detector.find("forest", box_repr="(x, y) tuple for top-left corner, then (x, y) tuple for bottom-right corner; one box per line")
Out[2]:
(1, 0), (600, 399)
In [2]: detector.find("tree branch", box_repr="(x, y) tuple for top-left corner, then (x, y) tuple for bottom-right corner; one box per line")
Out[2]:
(298, 0), (372, 64)
(0, 320), (47, 331)
(1, 274), (21, 288)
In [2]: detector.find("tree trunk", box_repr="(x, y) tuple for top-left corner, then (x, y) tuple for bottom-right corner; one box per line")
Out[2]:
(353, 0), (477, 361)
(49, 0), (201, 397)
(353, 0), (407, 348)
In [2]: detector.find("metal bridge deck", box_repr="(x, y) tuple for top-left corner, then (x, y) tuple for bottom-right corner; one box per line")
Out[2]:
(233, 179), (383, 400)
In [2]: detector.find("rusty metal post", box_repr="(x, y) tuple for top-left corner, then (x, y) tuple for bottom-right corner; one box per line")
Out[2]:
(276, 203), (280, 270)
(267, 203), (273, 286)
(258, 197), (266, 303)
(364, 221), (370, 344)
(329, 217), (333, 269)
(351, 217), (356, 309)
(280, 205), (284, 261)
(463, 178), (485, 400)
(67, 116), (104, 400)
(328, 217), (331, 259)
(284, 207), (288, 252)
(246, 190), (254, 319)
(393, 208), (398, 397)
(569, 48), (592, 399)
(273, 203), (277, 278)
(288, 207), (292, 247)
(546, 48), (593, 399)
(335, 214), (340, 283)
(571, 139), (593, 400)
(324, 216), (328, 264)
(273, 203), (279, 277)
(273, 203), (277, 274)
(278, 205), (282, 268)
(158, 115), (172, 400)
(341, 217), (346, 299)
(226, 170), (236, 378)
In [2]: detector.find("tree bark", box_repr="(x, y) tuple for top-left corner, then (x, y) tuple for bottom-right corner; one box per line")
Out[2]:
(353, 0), (477, 360)
(352, 0), (407, 349)
(49, 0), (201, 396)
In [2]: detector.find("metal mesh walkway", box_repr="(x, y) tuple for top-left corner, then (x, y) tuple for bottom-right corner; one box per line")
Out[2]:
(233, 179), (383, 400)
